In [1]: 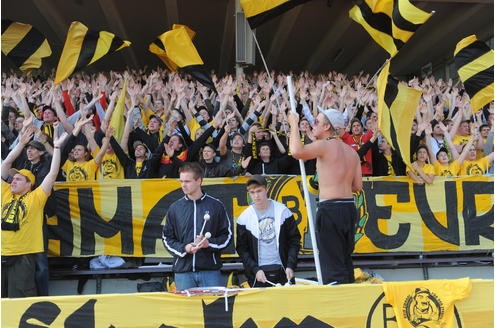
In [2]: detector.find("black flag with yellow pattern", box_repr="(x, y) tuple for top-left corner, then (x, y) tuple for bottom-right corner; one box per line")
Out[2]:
(349, 0), (432, 57)
(149, 24), (216, 92)
(1, 20), (51, 71)
(377, 61), (422, 167)
(240, 0), (312, 29)
(454, 35), (494, 114)
(55, 21), (131, 85)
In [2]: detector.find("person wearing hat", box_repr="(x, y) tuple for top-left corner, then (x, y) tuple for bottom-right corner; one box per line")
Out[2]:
(236, 175), (301, 287)
(4, 132), (53, 296)
(288, 108), (362, 284)
(1, 126), (68, 297)
(109, 135), (161, 179)
(12, 140), (50, 189)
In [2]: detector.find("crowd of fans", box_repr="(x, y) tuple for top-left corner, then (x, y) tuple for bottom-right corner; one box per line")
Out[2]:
(1, 67), (493, 186)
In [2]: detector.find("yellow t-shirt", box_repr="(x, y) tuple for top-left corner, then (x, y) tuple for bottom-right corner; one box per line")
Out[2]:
(384, 154), (396, 176)
(407, 163), (435, 176)
(452, 134), (471, 147)
(62, 159), (99, 182)
(135, 161), (143, 176)
(2, 181), (49, 255)
(97, 152), (124, 180)
(459, 156), (491, 176)
(383, 278), (472, 328)
(433, 160), (460, 177)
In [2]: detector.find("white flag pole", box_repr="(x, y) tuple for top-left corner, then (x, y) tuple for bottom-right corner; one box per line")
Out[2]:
(287, 75), (323, 285)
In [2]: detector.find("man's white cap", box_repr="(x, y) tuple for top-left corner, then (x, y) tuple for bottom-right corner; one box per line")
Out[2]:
(318, 107), (345, 129)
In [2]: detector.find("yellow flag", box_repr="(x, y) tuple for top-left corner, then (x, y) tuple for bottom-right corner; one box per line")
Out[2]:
(377, 61), (422, 167)
(149, 25), (216, 91)
(454, 35), (494, 113)
(1, 20), (52, 71)
(55, 21), (130, 85)
(349, 0), (431, 57)
(110, 78), (127, 142)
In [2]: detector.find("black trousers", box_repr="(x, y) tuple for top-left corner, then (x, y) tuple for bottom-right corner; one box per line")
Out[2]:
(316, 199), (357, 284)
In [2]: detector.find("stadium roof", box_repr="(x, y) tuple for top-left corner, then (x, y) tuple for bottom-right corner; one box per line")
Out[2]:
(2, 0), (493, 77)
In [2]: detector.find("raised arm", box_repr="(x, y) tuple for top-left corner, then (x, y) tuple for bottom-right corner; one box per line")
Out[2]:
(219, 125), (231, 156)
(41, 127), (68, 194)
(93, 127), (112, 165)
(1, 127), (34, 180)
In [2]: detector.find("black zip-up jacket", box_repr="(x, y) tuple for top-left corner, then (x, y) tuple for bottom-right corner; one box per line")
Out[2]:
(162, 192), (232, 273)
(110, 137), (160, 178)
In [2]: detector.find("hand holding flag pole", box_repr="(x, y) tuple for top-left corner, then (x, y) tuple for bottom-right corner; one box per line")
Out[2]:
(287, 75), (323, 285)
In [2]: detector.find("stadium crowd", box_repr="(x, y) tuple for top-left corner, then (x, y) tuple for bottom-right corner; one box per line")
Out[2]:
(1, 67), (493, 297)
(2, 68), (493, 183)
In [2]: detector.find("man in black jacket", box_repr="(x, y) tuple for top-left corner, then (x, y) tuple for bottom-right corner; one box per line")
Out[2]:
(162, 162), (232, 291)
(236, 175), (301, 287)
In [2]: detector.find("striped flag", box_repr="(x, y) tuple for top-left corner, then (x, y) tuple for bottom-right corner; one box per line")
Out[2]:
(349, 0), (432, 57)
(149, 24), (216, 92)
(454, 35), (494, 114)
(377, 61), (422, 167)
(1, 20), (51, 71)
(55, 21), (131, 85)
(240, 0), (312, 29)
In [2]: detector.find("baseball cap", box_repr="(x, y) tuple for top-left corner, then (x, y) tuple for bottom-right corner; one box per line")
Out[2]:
(133, 140), (150, 153)
(317, 107), (345, 129)
(10, 168), (36, 186)
(246, 175), (267, 188)
(27, 140), (46, 152)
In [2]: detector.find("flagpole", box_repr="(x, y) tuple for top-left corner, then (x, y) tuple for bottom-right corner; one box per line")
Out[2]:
(287, 75), (324, 285)
(251, 33), (275, 84)
(364, 58), (390, 90)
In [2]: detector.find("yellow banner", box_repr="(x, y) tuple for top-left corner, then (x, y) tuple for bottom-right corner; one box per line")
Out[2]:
(1, 280), (492, 327)
(47, 176), (493, 257)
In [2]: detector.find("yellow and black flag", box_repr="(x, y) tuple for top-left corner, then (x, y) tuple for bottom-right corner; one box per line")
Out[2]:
(1, 20), (51, 71)
(55, 21), (130, 85)
(149, 24), (216, 92)
(377, 61), (422, 167)
(349, 0), (432, 57)
(454, 35), (494, 114)
(240, 0), (312, 29)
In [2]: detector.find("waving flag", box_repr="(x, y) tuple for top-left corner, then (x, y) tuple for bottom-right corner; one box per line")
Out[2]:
(349, 0), (432, 57)
(110, 78), (128, 142)
(55, 21), (130, 85)
(454, 35), (494, 113)
(240, 0), (312, 29)
(149, 24), (216, 92)
(377, 61), (422, 167)
(1, 20), (51, 71)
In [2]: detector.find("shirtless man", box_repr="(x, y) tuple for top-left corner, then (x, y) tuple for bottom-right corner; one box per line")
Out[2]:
(288, 108), (362, 284)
